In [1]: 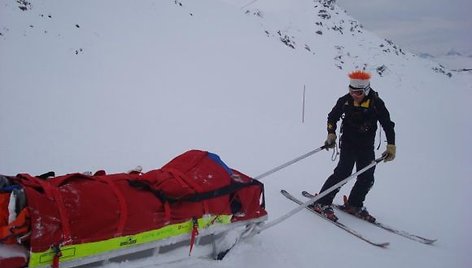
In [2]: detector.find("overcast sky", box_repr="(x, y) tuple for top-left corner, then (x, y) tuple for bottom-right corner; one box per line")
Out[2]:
(336, 0), (472, 56)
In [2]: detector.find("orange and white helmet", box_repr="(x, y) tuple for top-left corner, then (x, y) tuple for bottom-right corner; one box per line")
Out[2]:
(348, 70), (371, 95)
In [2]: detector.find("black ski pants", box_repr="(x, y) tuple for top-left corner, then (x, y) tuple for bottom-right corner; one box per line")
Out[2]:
(317, 145), (375, 207)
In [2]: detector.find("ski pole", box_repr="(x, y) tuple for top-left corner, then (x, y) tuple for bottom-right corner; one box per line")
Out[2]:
(258, 156), (386, 232)
(254, 145), (327, 181)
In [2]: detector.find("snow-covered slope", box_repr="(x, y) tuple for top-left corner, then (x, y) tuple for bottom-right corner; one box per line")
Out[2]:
(1, 0), (471, 267)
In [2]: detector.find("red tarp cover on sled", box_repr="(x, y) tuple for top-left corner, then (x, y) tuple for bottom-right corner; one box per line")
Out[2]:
(11, 150), (266, 253)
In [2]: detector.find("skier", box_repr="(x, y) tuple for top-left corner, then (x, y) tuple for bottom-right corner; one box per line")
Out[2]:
(310, 70), (396, 222)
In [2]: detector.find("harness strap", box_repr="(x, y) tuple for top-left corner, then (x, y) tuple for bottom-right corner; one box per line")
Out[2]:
(331, 142), (339, 161)
(180, 180), (262, 202)
(51, 245), (62, 268)
(188, 217), (199, 256)
(129, 179), (262, 203)
(163, 168), (210, 214)
(96, 176), (128, 236)
(163, 202), (171, 224)
(18, 174), (72, 243)
(376, 125), (383, 150)
(49, 185), (72, 243)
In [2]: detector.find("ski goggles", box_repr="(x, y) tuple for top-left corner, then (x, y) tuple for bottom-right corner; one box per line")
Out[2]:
(349, 85), (369, 96)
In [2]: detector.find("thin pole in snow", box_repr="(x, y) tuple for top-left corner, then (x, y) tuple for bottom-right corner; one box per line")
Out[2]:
(302, 85), (306, 123)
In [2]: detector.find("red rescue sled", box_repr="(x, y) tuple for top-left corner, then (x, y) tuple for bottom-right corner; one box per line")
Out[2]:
(0, 150), (267, 267)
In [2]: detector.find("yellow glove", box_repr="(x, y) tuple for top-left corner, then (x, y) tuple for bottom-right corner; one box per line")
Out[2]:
(382, 144), (396, 162)
(324, 133), (337, 150)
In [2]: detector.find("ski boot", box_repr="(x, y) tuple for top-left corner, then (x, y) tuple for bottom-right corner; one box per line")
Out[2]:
(341, 196), (376, 223)
(309, 203), (338, 222)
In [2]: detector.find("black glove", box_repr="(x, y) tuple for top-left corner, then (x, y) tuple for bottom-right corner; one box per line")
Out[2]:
(324, 133), (337, 150)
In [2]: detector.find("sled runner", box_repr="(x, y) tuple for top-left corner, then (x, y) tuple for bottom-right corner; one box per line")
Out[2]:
(0, 150), (267, 267)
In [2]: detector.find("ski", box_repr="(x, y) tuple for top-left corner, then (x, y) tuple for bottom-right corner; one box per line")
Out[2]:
(301, 191), (437, 245)
(280, 190), (389, 248)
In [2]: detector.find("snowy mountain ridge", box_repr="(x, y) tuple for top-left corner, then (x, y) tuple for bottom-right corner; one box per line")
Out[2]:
(2, 0), (456, 78)
(209, 0), (454, 78)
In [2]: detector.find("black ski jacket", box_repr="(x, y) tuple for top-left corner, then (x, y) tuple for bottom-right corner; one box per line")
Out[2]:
(327, 89), (395, 148)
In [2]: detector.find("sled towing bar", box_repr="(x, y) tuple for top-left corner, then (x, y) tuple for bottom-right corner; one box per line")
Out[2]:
(254, 145), (327, 181)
